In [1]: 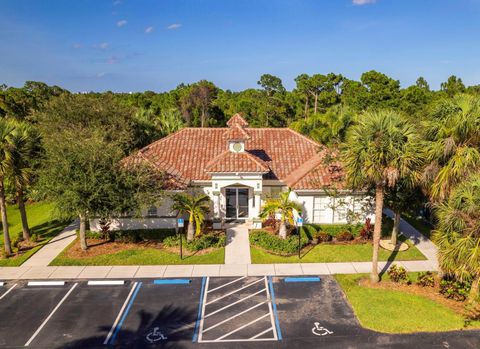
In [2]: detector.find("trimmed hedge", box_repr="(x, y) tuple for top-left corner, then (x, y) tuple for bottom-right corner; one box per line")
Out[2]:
(86, 228), (176, 242)
(249, 230), (309, 255)
(308, 223), (363, 237)
(163, 233), (226, 252)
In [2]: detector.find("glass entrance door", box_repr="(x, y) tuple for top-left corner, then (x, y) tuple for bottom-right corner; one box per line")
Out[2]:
(225, 188), (249, 219)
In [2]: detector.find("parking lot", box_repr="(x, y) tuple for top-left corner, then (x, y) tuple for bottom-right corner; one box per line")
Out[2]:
(0, 276), (479, 349)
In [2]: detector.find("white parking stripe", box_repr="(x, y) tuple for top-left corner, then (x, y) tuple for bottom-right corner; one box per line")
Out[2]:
(207, 276), (247, 294)
(197, 277), (210, 342)
(264, 276), (278, 340)
(205, 278), (264, 305)
(203, 301), (268, 333)
(204, 288), (267, 319)
(0, 283), (17, 300)
(24, 283), (78, 347)
(250, 327), (274, 340)
(215, 313), (270, 341)
(103, 281), (138, 345)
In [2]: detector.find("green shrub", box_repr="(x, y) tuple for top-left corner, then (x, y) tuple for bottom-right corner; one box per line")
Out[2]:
(310, 224), (362, 237)
(387, 264), (410, 284)
(300, 225), (317, 240)
(416, 271), (435, 287)
(316, 231), (332, 243)
(249, 230), (309, 254)
(115, 229), (176, 242)
(464, 302), (480, 321)
(163, 233), (225, 252)
(439, 278), (471, 302)
(336, 231), (354, 242)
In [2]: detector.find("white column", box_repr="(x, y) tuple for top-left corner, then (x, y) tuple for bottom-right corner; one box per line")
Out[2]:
(254, 193), (261, 217)
(213, 194), (220, 218)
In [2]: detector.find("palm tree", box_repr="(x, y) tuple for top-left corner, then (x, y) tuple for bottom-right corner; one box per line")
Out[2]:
(424, 94), (480, 202)
(433, 174), (480, 302)
(342, 110), (422, 282)
(9, 121), (39, 241)
(171, 192), (210, 241)
(0, 119), (16, 256)
(260, 188), (303, 239)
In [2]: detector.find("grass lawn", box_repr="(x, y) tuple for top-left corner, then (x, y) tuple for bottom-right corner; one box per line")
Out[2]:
(0, 202), (68, 266)
(335, 274), (480, 333)
(250, 235), (427, 263)
(50, 239), (225, 266)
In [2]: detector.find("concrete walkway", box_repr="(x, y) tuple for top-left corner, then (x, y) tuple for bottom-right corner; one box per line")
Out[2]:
(0, 259), (439, 280)
(383, 208), (438, 269)
(224, 223), (251, 264)
(21, 220), (78, 267)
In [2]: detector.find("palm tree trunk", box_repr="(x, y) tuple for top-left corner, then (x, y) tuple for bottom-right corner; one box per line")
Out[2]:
(469, 275), (479, 303)
(391, 211), (401, 246)
(187, 217), (194, 241)
(0, 181), (12, 256)
(371, 183), (384, 283)
(17, 187), (30, 241)
(279, 220), (287, 239)
(79, 213), (88, 251)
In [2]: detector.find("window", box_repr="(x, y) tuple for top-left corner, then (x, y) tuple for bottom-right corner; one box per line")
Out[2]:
(147, 206), (158, 217)
(312, 196), (328, 223)
(336, 206), (347, 222)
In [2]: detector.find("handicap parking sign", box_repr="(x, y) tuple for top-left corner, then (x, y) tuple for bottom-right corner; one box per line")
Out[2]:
(177, 218), (184, 227)
(296, 217), (303, 227)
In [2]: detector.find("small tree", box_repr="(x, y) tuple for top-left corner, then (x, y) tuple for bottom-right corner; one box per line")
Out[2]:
(434, 174), (480, 303)
(260, 188), (302, 239)
(37, 94), (161, 250)
(171, 192), (210, 241)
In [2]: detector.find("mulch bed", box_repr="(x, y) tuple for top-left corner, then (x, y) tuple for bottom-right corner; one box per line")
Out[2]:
(359, 278), (467, 315)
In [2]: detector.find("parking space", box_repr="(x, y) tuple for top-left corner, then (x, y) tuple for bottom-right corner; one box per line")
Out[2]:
(0, 276), (478, 349)
(0, 282), (72, 347)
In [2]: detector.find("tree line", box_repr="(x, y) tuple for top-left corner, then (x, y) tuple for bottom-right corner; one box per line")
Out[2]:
(0, 73), (479, 306)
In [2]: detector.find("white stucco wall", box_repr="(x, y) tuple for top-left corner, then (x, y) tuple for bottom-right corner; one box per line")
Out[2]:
(290, 191), (375, 224)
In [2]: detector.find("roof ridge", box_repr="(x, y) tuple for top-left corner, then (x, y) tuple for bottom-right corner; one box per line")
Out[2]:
(284, 152), (325, 188)
(285, 128), (321, 147)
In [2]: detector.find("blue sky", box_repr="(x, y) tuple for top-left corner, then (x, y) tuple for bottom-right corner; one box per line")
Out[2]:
(1, 0), (480, 92)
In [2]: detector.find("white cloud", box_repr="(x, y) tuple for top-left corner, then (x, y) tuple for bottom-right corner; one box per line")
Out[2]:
(117, 19), (127, 27)
(106, 56), (119, 64)
(113, 0), (121, 5)
(72, 43), (82, 49)
(167, 23), (182, 30)
(97, 72), (106, 77)
(145, 26), (154, 34)
(352, 0), (376, 5)
(94, 42), (110, 49)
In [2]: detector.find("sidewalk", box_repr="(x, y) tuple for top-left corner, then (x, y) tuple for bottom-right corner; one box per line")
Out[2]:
(383, 208), (438, 268)
(21, 220), (78, 267)
(0, 259), (438, 280)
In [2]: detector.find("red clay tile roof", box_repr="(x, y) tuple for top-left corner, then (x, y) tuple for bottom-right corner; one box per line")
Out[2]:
(284, 150), (345, 190)
(205, 150), (269, 173)
(223, 125), (251, 140)
(126, 114), (344, 189)
(226, 113), (249, 127)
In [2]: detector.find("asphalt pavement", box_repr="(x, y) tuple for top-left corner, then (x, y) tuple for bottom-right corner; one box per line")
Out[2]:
(0, 276), (478, 349)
